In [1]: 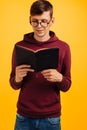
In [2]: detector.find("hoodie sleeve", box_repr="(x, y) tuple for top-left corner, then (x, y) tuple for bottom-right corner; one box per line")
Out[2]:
(9, 46), (22, 90)
(56, 45), (72, 92)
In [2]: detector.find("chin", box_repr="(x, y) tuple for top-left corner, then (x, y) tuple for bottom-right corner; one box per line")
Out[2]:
(36, 33), (45, 37)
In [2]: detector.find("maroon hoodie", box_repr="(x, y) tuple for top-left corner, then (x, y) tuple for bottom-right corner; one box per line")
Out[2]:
(9, 31), (71, 118)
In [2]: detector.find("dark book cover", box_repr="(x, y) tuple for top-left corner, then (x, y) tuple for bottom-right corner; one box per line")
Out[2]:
(15, 45), (59, 72)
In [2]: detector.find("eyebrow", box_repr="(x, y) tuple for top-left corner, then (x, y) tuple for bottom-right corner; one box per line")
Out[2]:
(31, 18), (49, 21)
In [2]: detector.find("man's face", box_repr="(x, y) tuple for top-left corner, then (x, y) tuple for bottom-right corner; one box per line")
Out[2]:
(30, 11), (54, 39)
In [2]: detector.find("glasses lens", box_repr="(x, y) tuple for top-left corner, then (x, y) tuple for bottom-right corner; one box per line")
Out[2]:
(31, 21), (38, 27)
(41, 19), (48, 27)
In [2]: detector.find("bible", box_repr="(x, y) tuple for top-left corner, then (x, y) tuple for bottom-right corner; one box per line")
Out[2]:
(15, 45), (59, 72)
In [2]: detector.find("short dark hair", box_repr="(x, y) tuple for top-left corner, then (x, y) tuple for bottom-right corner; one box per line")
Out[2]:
(30, 0), (53, 18)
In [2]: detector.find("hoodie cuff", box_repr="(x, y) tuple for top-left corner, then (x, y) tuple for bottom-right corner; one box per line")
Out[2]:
(13, 78), (22, 86)
(10, 77), (22, 90)
(56, 76), (71, 92)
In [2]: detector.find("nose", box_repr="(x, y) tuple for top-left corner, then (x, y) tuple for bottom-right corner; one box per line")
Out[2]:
(37, 22), (42, 27)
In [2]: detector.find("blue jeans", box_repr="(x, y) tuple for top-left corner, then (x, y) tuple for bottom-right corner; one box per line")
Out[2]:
(14, 113), (61, 130)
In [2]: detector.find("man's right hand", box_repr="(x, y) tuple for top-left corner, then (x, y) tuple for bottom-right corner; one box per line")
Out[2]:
(15, 65), (34, 83)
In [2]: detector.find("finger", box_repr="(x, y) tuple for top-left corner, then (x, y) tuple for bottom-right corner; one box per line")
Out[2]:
(42, 71), (52, 77)
(19, 73), (27, 77)
(42, 72), (52, 77)
(41, 69), (52, 74)
(44, 76), (53, 82)
(16, 65), (31, 69)
(47, 79), (54, 82)
(18, 71), (29, 76)
(18, 68), (29, 72)
(28, 69), (35, 72)
(44, 75), (52, 79)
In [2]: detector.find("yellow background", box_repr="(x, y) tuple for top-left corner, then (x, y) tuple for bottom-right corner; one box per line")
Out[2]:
(0, 0), (87, 130)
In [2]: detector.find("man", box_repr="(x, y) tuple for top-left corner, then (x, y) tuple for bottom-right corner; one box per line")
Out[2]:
(10, 0), (71, 130)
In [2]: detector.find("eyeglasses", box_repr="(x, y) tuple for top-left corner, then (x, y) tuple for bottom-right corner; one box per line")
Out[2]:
(30, 19), (51, 27)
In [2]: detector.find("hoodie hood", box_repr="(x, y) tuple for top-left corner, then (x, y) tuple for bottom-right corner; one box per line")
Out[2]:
(23, 31), (59, 45)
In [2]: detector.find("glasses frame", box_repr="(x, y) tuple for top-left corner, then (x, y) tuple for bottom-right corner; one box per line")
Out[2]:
(30, 19), (52, 27)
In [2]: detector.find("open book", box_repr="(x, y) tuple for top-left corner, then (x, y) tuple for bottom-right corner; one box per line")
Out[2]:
(15, 45), (59, 72)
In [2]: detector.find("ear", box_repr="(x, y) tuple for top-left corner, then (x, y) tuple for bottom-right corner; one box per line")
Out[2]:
(29, 16), (31, 23)
(51, 17), (55, 23)
(49, 17), (55, 27)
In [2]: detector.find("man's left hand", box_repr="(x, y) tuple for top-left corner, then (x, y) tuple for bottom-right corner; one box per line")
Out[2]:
(41, 69), (63, 82)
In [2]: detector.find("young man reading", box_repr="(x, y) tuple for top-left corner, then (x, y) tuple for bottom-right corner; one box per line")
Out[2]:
(10, 0), (72, 130)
